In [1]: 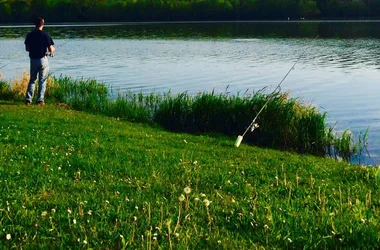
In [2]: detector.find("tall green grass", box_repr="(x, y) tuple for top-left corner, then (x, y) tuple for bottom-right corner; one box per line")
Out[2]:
(0, 75), (367, 161)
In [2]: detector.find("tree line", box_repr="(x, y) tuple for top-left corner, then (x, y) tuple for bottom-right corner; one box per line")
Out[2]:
(1, 0), (380, 23)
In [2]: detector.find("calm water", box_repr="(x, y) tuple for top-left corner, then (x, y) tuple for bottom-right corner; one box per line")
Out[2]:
(1, 21), (380, 165)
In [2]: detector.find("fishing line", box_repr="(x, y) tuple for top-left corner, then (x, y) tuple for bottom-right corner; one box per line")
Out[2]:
(46, 40), (69, 57)
(235, 37), (317, 147)
(56, 40), (70, 48)
(0, 62), (11, 71)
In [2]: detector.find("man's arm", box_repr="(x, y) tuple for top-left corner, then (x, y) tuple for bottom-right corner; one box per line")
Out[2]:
(25, 45), (29, 52)
(48, 45), (55, 53)
(48, 45), (55, 57)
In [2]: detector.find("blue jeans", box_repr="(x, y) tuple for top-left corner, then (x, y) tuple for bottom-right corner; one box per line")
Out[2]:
(25, 57), (49, 103)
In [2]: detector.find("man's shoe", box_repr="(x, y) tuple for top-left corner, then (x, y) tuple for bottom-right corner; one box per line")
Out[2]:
(37, 101), (46, 106)
(25, 101), (31, 106)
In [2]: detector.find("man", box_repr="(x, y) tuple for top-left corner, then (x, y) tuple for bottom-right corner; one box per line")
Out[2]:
(24, 17), (55, 106)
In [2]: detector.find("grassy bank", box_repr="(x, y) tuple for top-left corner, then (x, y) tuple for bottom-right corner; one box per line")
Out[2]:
(0, 101), (379, 249)
(0, 75), (364, 161)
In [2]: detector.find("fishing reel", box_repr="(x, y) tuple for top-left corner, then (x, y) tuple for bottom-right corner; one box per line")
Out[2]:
(45, 52), (54, 57)
(250, 123), (259, 132)
(235, 122), (260, 148)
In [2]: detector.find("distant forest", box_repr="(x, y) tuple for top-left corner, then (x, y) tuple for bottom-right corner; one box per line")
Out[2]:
(0, 0), (380, 22)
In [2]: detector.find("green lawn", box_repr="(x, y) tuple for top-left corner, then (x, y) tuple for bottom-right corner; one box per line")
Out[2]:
(0, 101), (379, 249)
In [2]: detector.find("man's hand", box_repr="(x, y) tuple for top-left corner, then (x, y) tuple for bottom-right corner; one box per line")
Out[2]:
(48, 45), (55, 55)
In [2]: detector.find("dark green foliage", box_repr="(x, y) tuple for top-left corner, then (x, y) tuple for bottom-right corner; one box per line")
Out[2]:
(0, 0), (376, 23)
(342, 0), (369, 18)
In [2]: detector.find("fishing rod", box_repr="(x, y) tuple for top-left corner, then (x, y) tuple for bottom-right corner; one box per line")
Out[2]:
(234, 44), (310, 148)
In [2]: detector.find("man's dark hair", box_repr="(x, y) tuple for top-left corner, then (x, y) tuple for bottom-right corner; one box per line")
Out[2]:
(34, 17), (44, 28)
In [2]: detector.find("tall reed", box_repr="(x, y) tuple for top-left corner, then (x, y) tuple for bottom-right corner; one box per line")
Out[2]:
(106, 91), (162, 123)
(154, 90), (329, 155)
(50, 76), (109, 112)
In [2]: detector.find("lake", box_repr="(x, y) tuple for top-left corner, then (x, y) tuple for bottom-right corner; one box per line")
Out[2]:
(1, 21), (380, 165)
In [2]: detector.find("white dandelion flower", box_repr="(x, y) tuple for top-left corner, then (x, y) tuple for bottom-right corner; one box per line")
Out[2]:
(6, 234), (11, 240)
(203, 199), (210, 207)
(179, 194), (185, 202)
(184, 186), (191, 194)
